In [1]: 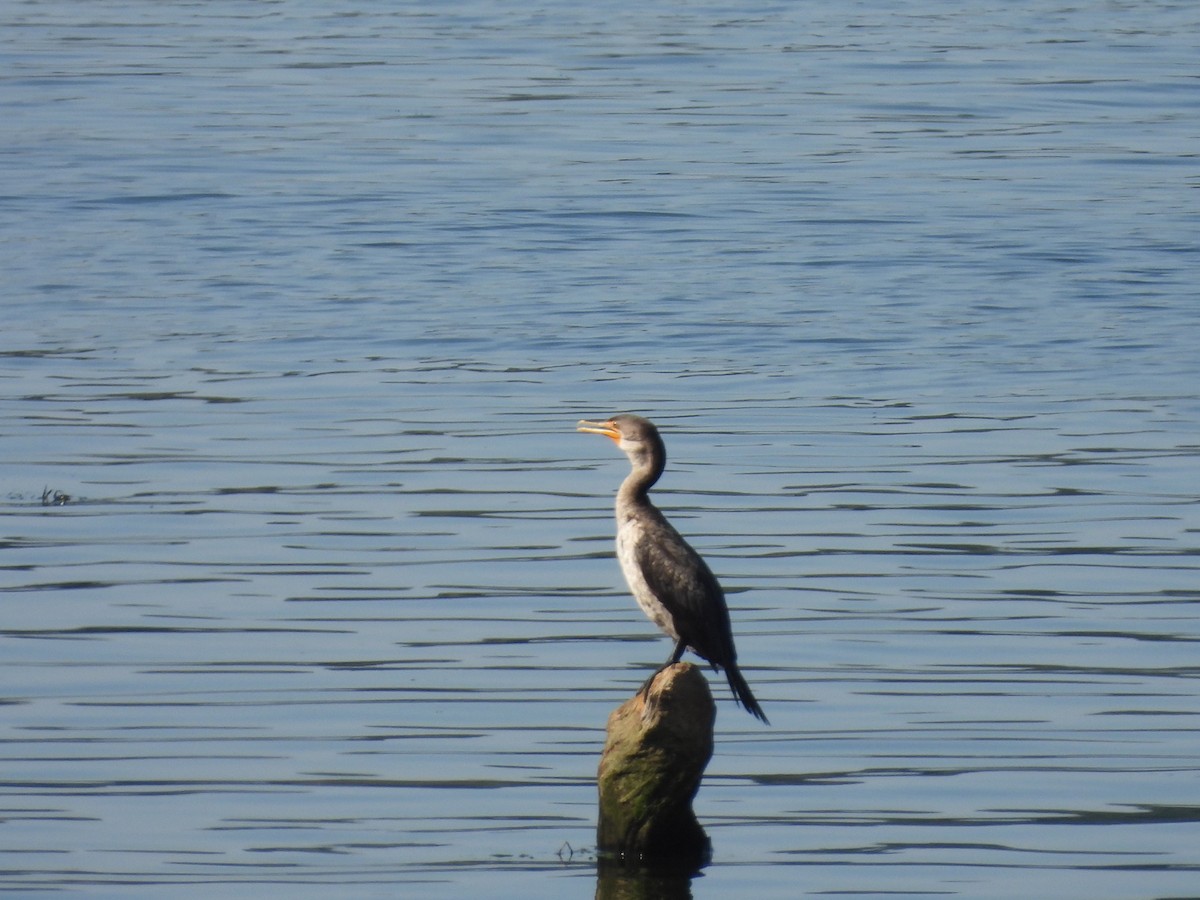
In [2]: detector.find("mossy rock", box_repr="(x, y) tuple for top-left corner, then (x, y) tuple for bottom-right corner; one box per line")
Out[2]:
(596, 663), (715, 865)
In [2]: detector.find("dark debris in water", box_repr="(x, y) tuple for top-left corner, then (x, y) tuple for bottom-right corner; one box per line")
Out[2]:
(41, 487), (71, 506)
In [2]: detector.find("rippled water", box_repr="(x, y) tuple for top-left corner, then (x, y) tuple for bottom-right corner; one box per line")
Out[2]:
(3, 1), (1198, 897)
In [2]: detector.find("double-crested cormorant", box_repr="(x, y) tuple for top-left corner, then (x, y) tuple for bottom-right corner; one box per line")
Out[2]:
(578, 414), (768, 723)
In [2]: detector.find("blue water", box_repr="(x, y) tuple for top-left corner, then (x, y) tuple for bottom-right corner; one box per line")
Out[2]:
(2, 2), (1198, 898)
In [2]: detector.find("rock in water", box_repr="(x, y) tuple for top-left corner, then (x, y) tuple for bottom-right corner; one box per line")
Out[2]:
(596, 662), (715, 866)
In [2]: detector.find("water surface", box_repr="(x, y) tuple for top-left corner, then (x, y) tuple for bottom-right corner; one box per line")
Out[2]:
(2, 2), (1198, 897)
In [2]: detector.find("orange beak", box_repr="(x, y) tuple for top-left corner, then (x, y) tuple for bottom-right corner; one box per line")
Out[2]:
(577, 419), (621, 443)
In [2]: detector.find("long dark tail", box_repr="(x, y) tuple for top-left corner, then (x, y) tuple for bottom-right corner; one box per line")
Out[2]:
(725, 662), (769, 724)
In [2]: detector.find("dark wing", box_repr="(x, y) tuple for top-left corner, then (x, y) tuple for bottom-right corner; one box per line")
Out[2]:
(632, 515), (737, 669)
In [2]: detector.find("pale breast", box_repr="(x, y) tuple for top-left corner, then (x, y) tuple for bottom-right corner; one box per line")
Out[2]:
(615, 519), (679, 641)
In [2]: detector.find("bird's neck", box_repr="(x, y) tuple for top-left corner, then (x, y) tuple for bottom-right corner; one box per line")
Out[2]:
(616, 453), (664, 513)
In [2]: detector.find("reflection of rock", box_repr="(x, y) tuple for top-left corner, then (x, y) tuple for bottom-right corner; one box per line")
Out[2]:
(594, 857), (695, 900)
(596, 662), (714, 868)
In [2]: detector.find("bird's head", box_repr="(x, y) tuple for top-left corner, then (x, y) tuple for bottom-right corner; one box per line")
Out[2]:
(577, 414), (666, 475)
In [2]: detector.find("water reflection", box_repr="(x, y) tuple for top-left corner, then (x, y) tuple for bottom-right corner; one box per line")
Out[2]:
(595, 858), (698, 900)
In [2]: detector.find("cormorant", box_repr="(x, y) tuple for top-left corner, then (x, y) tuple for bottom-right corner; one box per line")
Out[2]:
(578, 414), (768, 723)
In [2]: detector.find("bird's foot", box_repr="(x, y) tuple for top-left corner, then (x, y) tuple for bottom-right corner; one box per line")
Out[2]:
(635, 663), (673, 699)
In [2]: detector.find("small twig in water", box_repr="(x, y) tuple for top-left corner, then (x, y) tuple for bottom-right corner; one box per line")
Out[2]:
(41, 487), (71, 506)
